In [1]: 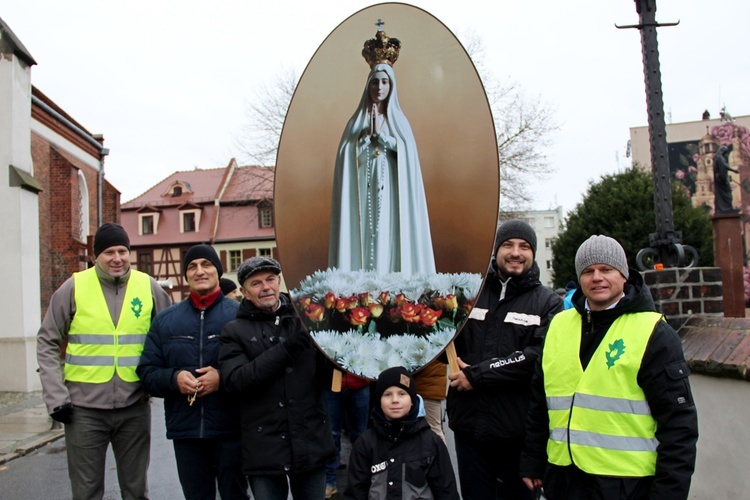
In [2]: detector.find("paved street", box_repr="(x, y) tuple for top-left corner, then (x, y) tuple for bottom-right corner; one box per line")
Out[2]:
(0, 398), (459, 499)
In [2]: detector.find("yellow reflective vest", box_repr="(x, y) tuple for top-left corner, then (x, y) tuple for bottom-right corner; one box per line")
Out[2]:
(543, 308), (662, 477)
(65, 267), (153, 383)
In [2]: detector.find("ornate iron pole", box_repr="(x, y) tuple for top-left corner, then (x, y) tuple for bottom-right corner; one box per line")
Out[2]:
(618, 0), (698, 269)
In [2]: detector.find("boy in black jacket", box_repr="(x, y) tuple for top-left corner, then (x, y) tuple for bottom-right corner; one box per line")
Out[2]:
(344, 366), (459, 500)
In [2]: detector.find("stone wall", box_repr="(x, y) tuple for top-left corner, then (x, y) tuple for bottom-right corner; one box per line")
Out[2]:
(642, 267), (724, 331)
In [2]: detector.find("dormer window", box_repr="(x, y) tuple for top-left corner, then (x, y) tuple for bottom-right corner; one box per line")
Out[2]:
(162, 181), (192, 198)
(179, 205), (201, 233)
(183, 212), (196, 232)
(137, 207), (161, 236)
(258, 201), (273, 228)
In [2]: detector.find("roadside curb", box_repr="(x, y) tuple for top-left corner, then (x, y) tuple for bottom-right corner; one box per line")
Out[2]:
(0, 429), (64, 465)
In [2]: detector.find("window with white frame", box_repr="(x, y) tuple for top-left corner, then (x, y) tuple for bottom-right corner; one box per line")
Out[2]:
(544, 217), (555, 228)
(142, 215), (154, 235)
(76, 170), (90, 242)
(138, 212), (159, 236)
(259, 205), (273, 228)
(228, 250), (242, 272)
(180, 209), (200, 233)
(259, 248), (272, 257)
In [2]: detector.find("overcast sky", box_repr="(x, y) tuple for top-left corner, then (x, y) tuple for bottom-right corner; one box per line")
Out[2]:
(4, 1), (749, 215)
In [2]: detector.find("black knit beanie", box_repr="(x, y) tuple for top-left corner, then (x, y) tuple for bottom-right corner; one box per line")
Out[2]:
(183, 244), (223, 278)
(494, 219), (537, 256)
(94, 223), (130, 257)
(375, 366), (417, 407)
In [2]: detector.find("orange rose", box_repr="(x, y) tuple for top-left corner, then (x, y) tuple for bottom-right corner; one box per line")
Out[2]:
(335, 298), (348, 313)
(348, 307), (371, 327)
(462, 300), (475, 315)
(420, 306), (443, 327)
(368, 302), (384, 319)
(432, 296), (445, 310)
(304, 303), (326, 323)
(346, 295), (359, 310)
(324, 292), (336, 309)
(443, 294), (459, 310)
(378, 291), (390, 304)
(299, 297), (312, 308)
(387, 306), (402, 323)
(394, 293), (407, 306)
(400, 303), (422, 323)
(358, 292), (371, 307)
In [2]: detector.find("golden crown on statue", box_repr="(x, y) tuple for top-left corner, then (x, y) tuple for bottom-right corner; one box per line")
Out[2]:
(361, 19), (401, 67)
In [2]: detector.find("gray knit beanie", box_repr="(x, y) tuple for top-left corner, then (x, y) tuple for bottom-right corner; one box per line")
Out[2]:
(237, 256), (281, 287)
(575, 235), (629, 279)
(494, 219), (537, 256)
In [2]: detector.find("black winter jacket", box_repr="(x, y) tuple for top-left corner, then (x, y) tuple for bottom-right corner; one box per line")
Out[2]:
(218, 294), (335, 475)
(447, 261), (562, 441)
(519, 269), (698, 500)
(344, 405), (459, 500)
(137, 294), (241, 440)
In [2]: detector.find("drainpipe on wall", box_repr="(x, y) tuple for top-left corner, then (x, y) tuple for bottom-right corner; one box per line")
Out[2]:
(31, 95), (109, 225)
(97, 146), (109, 227)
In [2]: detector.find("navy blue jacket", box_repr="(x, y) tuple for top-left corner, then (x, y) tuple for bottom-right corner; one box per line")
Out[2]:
(137, 294), (241, 440)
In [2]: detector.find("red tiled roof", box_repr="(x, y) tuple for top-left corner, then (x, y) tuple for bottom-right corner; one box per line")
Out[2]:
(122, 161), (276, 247)
(213, 205), (275, 242)
(122, 167), (228, 208)
(221, 165), (275, 202)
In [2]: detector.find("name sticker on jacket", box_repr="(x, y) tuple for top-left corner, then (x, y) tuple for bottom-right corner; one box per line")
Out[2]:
(468, 307), (488, 321)
(504, 312), (541, 326)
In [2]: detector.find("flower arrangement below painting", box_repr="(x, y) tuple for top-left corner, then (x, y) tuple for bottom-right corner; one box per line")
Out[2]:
(291, 269), (482, 379)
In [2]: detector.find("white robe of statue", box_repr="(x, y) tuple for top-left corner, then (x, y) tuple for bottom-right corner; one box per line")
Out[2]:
(329, 63), (436, 274)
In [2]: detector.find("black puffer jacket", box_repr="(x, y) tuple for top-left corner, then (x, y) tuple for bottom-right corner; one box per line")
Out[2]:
(137, 294), (241, 440)
(344, 405), (459, 500)
(447, 261), (562, 441)
(519, 270), (698, 499)
(218, 293), (334, 475)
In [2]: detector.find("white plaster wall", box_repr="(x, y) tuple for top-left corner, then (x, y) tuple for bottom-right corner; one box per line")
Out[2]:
(0, 53), (42, 391)
(689, 374), (750, 498)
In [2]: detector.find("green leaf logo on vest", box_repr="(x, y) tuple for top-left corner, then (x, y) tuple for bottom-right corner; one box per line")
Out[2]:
(131, 297), (144, 318)
(605, 339), (626, 369)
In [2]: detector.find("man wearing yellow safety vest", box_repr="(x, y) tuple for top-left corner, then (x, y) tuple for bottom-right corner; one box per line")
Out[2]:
(37, 223), (172, 500)
(520, 235), (698, 499)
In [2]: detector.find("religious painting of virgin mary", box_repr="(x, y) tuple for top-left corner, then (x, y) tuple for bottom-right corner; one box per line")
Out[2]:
(274, 4), (498, 378)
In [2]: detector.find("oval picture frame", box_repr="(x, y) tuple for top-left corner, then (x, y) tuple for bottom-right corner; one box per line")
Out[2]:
(275, 3), (499, 379)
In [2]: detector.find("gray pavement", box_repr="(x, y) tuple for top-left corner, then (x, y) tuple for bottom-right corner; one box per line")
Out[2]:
(0, 391), (63, 465)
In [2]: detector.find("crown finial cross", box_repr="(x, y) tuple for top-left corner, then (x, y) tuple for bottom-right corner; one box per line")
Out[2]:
(375, 19), (385, 32)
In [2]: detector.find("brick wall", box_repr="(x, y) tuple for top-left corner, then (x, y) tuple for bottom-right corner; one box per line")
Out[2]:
(642, 267), (724, 331)
(32, 134), (120, 319)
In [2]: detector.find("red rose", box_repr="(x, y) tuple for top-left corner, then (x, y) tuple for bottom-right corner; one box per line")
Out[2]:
(346, 295), (359, 310)
(299, 297), (312, 308)
(324, 292), (336, 309)
(304, 303), (326, 323)
(419, 306), (443, 327)
(348, 307), (371, 327)
(335, 298), (348, 313)
(368, 302), (384, 319)
(358, 292), (371, 307)
(387, 306), (402, 323)
(443, 294), (459, 311)
(395, 293), (407, 306)
(378, 291), (390, 304)
(400, 303), (422, 323)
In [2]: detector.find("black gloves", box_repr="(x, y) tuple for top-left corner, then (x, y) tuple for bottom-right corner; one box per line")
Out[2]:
(284, 330), (311, 355)
(51, 403), (73, 424)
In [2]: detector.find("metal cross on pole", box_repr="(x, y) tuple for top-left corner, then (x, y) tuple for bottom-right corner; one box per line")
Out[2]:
(617, 0), (698, 270)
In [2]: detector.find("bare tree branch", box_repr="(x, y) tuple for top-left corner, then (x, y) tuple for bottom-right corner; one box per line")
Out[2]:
(236, 34), (557, 213)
